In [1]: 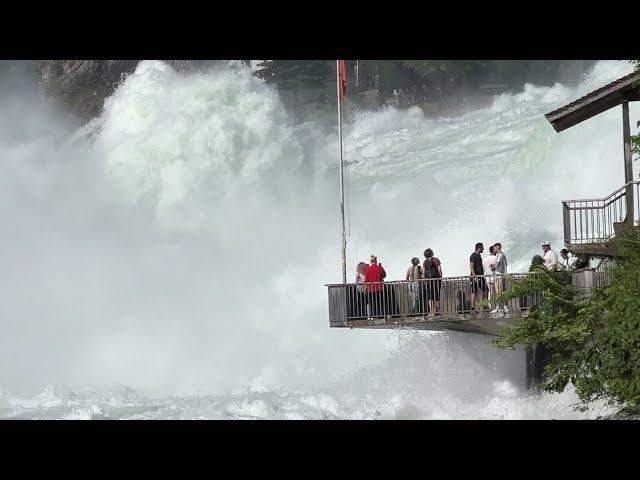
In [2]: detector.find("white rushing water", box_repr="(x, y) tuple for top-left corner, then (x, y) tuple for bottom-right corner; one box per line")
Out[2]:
(0, 60), (637, 419)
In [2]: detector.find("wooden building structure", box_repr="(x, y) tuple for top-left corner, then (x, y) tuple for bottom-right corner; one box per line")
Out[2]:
(546, 71), (640, 257)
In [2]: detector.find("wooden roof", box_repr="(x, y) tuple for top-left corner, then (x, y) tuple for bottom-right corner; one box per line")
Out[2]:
(545, 71), (640, 132)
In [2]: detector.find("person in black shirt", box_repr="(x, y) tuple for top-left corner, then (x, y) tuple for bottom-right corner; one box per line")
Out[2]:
(469, 242), (486, 312)
(422, 248), (443, 316)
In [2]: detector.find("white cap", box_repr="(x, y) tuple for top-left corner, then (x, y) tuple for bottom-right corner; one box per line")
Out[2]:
(541, 241), (550, 247)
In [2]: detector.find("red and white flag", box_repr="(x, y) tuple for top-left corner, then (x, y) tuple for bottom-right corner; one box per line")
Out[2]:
(338, 60), (347, 100)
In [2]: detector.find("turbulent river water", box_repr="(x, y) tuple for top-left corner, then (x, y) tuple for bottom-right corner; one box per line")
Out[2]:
(0, 60), (637, 419)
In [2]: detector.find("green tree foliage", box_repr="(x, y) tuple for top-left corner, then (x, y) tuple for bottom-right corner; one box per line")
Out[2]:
(493, 230), (640, 413)
(253, 60), (333, 90)
(395, 60), (573, 88)
(397, 60), (488, 78)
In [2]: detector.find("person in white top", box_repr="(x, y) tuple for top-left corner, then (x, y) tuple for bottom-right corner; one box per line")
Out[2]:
(482, 245), (498, 310)
(492, 243), (509, 314)
(349, 262), (368, 318)
(541, 241), (559, 270)
(356, 262), (367, 291)
(559, 249), (576, 269)
(405, 257), (423, 313)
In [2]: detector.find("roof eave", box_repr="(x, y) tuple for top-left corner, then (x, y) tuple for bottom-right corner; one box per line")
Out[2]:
(545, 72), (640, 132)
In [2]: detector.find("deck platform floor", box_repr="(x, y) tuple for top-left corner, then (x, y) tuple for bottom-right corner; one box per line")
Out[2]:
(346, 310), (530, 337)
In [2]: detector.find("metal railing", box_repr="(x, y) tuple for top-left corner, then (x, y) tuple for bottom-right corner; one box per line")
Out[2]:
(327, 274), (542, 327)
(572, 267), (614, 301)
(562, 181), (639, 246)
(572, 268), (614, 290)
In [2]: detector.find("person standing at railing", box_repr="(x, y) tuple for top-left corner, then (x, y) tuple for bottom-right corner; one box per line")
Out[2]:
(521, 254), (544, 309)
(541, 241), (558, 270)
(423, 248), (442, 316)
(559, 249), (577, 269)
(406, 257), (423, 314)
(365, 255), (386, 317)
(347, 262), (368, 318)
(492, 243), (509, 314)
(483, 245), (498, 311)
(469, 242), (487, 313)
(356, 262), (367, 288)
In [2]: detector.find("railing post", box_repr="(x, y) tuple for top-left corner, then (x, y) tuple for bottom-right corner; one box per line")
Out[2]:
(562, 202), (571, 247)
(328, 285), (348, 327)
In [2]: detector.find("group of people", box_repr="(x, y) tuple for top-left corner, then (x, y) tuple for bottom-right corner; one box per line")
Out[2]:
(349, 250), (443, 319)
(405, 248), (443, 315)
(469, 240), (579, 313)
(531, 242), (582, 271)
(348, 240), (580, 320)
(350, 249), (444, 319)
(469, 242), (508, 314)
(540, 241), (578, 270)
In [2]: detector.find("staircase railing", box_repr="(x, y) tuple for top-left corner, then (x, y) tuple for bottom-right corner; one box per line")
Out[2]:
(562, 181), (639, 246)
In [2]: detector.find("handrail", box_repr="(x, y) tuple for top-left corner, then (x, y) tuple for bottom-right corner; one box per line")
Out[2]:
(327, 273), (542, 326)
(327, 270), (613, 328)
(561, 181), (639, 204)
(562, 181), (639, 246)
(327, 274), (527, 288)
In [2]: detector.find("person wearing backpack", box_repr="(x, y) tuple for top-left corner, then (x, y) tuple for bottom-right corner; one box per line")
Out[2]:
(422, 248), (443, 316)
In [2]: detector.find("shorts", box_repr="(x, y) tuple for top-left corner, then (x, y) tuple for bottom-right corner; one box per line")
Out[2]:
(470, 276), (487, 293)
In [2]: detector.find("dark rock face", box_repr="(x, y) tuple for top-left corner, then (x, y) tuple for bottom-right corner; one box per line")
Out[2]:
(38, 60), (236, 122)
(597, 409), (640, 420)
(40, 60), (139, 122)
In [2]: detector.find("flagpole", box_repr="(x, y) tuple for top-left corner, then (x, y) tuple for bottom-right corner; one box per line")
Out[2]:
(337, 60), (347, 285)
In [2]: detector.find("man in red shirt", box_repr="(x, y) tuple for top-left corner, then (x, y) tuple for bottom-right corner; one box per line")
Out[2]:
(365, 255), (386, 317)
(365, 255), (386, 291)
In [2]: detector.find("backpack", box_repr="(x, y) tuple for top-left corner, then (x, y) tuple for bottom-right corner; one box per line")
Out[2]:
(423, 258), (440, 279)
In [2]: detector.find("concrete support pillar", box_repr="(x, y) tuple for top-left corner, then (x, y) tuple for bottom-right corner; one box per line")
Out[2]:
(525, 343), (547, 391)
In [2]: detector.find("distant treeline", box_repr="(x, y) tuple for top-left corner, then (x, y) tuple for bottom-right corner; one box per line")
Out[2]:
(254, 60), (593, 107)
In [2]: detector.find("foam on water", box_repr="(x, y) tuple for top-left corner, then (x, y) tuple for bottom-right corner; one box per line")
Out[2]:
(0, 60), (637, 418)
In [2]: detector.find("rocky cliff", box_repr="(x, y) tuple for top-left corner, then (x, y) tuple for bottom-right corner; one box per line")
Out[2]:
(40, 60), (138, 121)
(38, 60), (227, 122)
